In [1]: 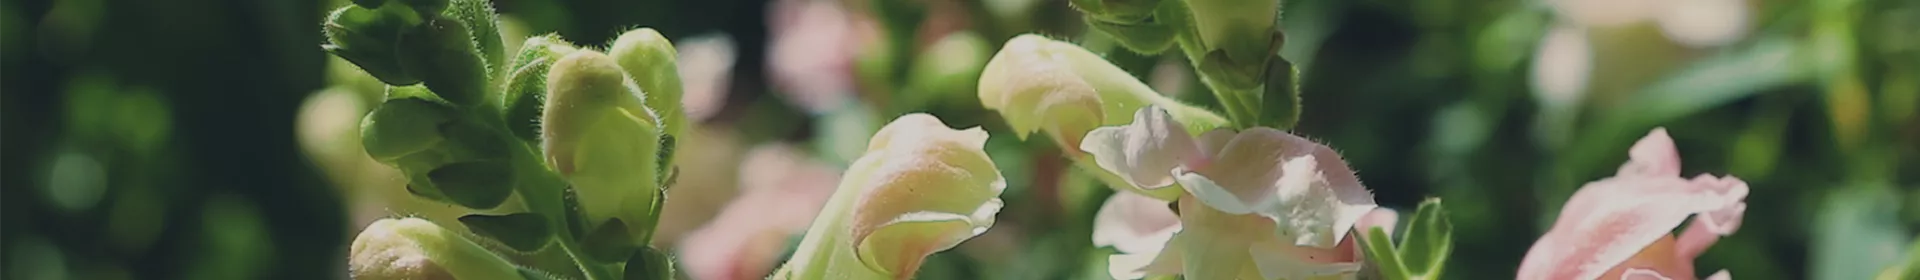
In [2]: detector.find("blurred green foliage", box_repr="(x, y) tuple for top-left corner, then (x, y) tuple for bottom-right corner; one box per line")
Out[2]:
(3, 0), (1917, 279)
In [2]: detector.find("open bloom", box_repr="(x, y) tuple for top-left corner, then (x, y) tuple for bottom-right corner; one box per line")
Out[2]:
(1518, 128), (1749, 280)
(775, 114), (1006, 279)
(1083, 106), (1382, 279)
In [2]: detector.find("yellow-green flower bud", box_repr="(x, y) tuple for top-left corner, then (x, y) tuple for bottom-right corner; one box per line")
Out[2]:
(776, 114), (1005, 280)
(322, 3), (424, 85)
(397, 15), (490, 107)
(541, 50), (666, 240)
(349, 218), (520, 280)
(608, 28), (688, 146)
(979, 34), (1229, 200)
(978, 34), (1228, 153)
(1182, 0), (1284, 91)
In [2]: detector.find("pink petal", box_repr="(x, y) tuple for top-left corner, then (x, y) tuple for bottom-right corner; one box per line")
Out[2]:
(1621, 268), (1676, 280)
(1093, 192), (1182, 254)
(1618, 128), (1682, 177)
(1080, 106), (1204, 191)
(1518, 128), (1750, 280)
(1356, 208), (1400, 240)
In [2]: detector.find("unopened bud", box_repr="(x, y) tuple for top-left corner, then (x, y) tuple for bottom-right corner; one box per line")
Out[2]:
(541, 50), (666, 232)
(360, 93), (455, 162)
(608, 28), (688, 145)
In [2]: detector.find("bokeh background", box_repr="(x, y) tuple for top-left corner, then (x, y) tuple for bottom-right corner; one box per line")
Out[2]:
(3, 0), (1917, 279)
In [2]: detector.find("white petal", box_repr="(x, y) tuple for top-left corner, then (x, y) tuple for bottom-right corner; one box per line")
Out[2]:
(1093, 192), (1183, 254)
(1080, 106), (1204, 191)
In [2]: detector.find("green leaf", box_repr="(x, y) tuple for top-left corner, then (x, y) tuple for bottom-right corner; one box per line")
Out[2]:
(580, 219), (638, 263)
(1813, 186), (1909, 280)
(458, 213), (552, 252)
(1397, 198), (1453, 278)
(623, 246), (675, 280)
(1359, 226), (1409, 280)
(426, 160), (515, 209)
(360, 96), (454, 162)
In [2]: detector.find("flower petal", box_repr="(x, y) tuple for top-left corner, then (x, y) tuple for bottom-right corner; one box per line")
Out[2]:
(1081, 106), (1204, 191)
(1618, 128), (1682, 177)
(841, 113), (1007, 276)
(1174, 128), (1377, 248)
(1248, 237), (1364, 280)
(1621, 268), (1676, 280)
(1094, 192), (1182, 254)
(1108, 235), (1186, 280)
(978, 34), (1107, 149)
(1518, 129), (1750, 280)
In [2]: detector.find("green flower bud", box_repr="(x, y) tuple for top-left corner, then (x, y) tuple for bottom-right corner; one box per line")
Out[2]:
(1071, 0), (1161, 23)
(323, 3), (424, 85)
(397, 15), (489, 107)
(360, 94), (455, 162)
(608, 28), (687, 145)
(541, 50), (666, 236)
(349, 218), (520, 280)
(499, 35), (577, 141)
(1182, 0), (1285, 91)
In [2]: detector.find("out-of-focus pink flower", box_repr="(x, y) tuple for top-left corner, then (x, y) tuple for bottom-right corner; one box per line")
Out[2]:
(766, 0), (871, 113)
(1518, 128), (1749, 280)
(678, 144), (842, 280)
(675, 33), (737, 122)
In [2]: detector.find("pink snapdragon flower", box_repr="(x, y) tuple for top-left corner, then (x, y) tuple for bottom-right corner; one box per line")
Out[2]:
(1518, 128), (1749, 280)
(1082, 106), (1388, 279)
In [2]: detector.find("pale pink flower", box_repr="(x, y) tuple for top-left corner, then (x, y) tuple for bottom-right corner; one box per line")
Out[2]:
(678, 144), (842, 280)
(1518, 128), (1749, 280)
(766, 0), (871, 113)
(1082, 106), (1383, 279)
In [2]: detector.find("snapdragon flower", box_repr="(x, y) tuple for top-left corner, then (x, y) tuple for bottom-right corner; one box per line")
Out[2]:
(774, 114), (1006, 279)
(1518, 128), (1749, 280)
(1082, 106), (1385, 280)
